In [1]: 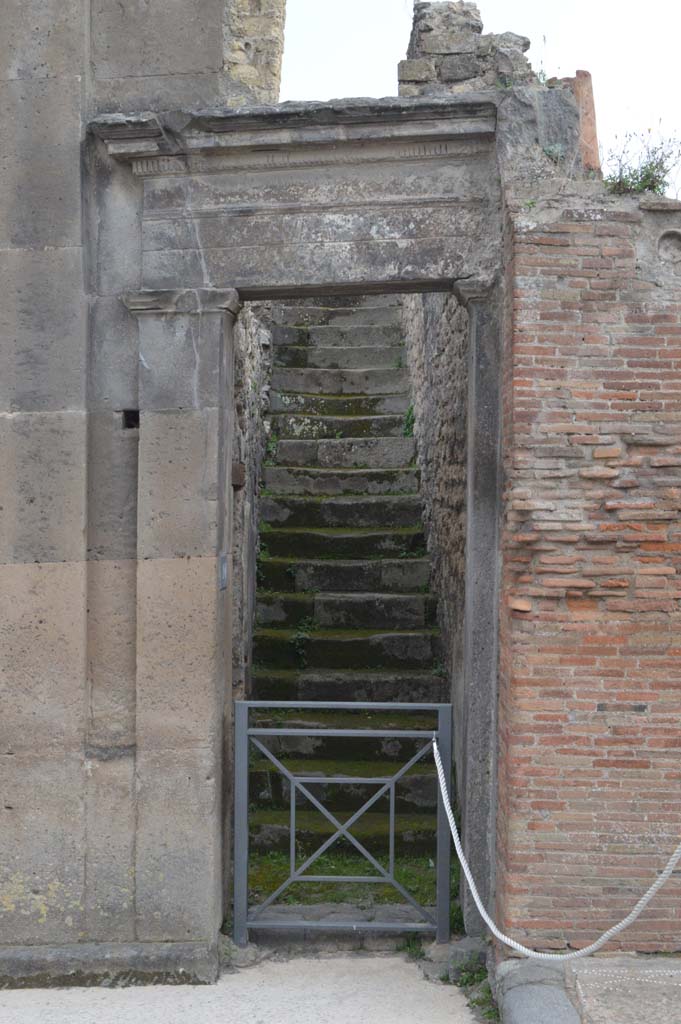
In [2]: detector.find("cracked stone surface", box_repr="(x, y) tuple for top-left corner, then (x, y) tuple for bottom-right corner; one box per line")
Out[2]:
(0, 956), (475, 1024)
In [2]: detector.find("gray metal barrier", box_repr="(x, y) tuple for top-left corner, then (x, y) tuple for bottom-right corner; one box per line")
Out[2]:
(233, 701), (453, 946)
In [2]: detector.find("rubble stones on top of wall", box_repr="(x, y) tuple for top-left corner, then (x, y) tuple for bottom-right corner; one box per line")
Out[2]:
(402, 2), (533, 95)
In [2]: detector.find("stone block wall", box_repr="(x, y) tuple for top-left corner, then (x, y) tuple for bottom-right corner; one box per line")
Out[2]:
(1, 0), (285, 984)
(497, 197), (681, 951)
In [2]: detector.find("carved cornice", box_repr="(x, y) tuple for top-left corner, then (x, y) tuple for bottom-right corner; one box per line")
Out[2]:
(90, 95), (497, 177)
(123, 289), (241, 316)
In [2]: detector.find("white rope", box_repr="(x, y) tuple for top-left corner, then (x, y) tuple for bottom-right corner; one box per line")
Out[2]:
(432, 738), (681, 960)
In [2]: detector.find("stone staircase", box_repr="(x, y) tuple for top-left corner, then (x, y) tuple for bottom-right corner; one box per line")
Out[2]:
(248, 296), (449, 898)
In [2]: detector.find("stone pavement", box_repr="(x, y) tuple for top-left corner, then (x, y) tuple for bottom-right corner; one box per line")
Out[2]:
(495, 954), (681, 1024)
(0, 955), (475, 1024)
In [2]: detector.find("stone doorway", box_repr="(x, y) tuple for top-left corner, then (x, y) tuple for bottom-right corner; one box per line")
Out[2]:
(90, 93), (504, 967)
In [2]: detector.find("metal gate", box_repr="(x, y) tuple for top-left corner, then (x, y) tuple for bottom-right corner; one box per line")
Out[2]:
(233, 700), (453, 946)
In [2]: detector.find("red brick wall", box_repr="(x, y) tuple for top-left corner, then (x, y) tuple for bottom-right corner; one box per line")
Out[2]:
(497, 205), (681, 952)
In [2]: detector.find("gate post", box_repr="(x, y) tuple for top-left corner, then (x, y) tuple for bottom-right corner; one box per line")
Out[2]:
(233, 701), (249, 947)
(436, 705), (453, 943)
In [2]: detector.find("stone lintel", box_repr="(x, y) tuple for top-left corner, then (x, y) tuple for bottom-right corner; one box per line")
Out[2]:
(123, 288), (241, 317)
(91, 94), (498, 167)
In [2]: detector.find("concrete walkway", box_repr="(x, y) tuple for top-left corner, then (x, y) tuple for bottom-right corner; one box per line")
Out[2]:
(0, 955), (475, 1024)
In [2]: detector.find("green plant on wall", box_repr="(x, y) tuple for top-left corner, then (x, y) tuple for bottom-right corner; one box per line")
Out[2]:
(603, 129), (681, 196)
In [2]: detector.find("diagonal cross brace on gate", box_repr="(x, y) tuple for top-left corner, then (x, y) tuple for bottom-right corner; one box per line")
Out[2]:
(233, 701), (453, 946)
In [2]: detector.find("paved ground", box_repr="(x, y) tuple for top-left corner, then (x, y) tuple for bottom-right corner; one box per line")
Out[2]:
(570, 956), (681, 1024)
(0, 955), (475, 1024)
(496, 954), (681, 1024)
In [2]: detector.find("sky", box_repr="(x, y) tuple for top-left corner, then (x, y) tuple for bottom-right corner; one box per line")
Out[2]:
(280, 0), (681, 194)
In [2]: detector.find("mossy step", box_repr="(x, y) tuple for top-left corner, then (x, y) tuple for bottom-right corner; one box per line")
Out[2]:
(271, 304), (401, 327)
(274, 345), (405, 371)
(248, 851), (440, 909)
(274, 436), (416, 470)
(258, 557), (430, 594)
(272, 324), (402, 346)
(262, 466), (419, 497)
(261, 526), (426, 559)
(270, 392), (410, 416)
(250, 709), (439, 731)
(253, 627), (441, 670)
(250, 760), (437, 814)
(251, 809), (437, 855)
(261, 495), (423, 530)
(256, 592), (437, 630)
(272, 367), (409, 396)
(269, 413), (405, 440)
(251, 668), (448, 703)
(249, 731), (436, 768)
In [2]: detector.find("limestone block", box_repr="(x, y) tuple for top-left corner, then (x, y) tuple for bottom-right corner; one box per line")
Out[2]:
(0, 561), (86, 753)
(138, 313), (223, 412)
(0, 0), (85, 81)
(91, 163), (144, 298)
(86, 560), (136, 749)
(398, 59), (436, 83)
(137, 410), (219, 560)
(441, 54), (480, 82)
(135, 746), (222, 942)
(89, 297), (139, 412)
(136, 556), (223, 750)
(92, 0), (224, 79)
(84, 753), (135, 942)
(0, 752), (85, 945)
(0, 77), (82, 248)
(418, 32), (479, 54)
(87, 413), (138, 561)
(94, 73), (249, 118)
(0, 411), (87, 564)
(0, 247), (86, 411)
(409, 2), (483, 58)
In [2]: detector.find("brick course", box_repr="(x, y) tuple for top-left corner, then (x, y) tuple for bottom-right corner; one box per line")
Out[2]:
(498, 206), (681, 952)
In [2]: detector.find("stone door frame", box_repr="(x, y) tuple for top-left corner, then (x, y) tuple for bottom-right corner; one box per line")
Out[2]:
(92, 94), (503, 941)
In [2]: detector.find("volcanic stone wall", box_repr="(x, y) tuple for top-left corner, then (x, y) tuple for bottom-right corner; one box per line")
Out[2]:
(401, 293), (469, 782)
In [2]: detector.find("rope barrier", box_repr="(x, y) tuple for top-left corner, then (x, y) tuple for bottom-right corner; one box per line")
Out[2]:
(432, 737), (681, 961)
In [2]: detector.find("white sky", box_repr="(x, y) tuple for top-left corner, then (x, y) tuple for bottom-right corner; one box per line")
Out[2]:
(280, 0), (681, 194)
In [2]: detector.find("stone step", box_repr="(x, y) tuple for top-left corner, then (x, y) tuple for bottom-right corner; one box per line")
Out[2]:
(248, 712), (434, 768)
(270, 413), (405, 440)
(256, 592), (437, 630)
(274, 344), (405, 370)
(272, 324), (403, 347)
(251, 668), (447, 703)
(270, 392), (410, 416)
(261, 495), (422, 530)
(272, 367), (409, 396)
(250, 759), (437, 814)
(258, 557), (431, 594)
(261, 526), (426, 559)
(263, 466), (419, 497)
(271, 304), (402, 327)
(274, 437), (416, 469)
(253, 628), (441, 671)
(250, 809), (437, 854)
